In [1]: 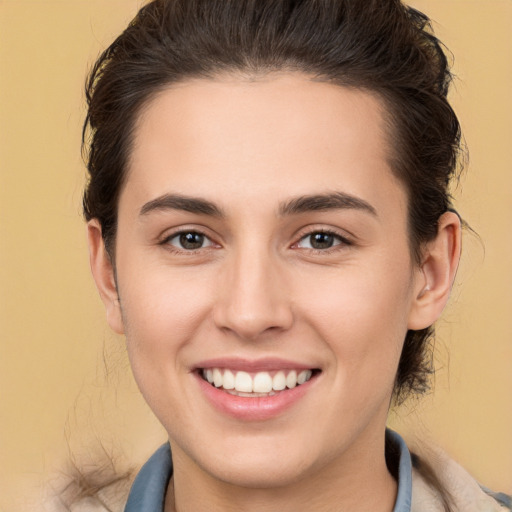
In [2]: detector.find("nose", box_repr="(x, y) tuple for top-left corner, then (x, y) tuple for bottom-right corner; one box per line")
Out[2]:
(213, 248), (294, 340)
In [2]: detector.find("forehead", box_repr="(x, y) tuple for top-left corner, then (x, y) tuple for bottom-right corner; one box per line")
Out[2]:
(124, 73), (406, 219)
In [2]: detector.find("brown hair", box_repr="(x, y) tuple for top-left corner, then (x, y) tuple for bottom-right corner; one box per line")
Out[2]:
(78, 1), (466, 509)
(83, 0), (463, 404)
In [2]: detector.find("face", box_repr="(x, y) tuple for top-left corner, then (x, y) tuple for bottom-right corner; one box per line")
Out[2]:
(101, 74), (428, 488)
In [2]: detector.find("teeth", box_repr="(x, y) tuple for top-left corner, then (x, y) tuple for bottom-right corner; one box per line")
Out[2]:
(213, 368), (223, 387)
(235, 371), (253, 392)
(286, 370), (297, 389)
(253, 372), (273, 393)
(202, 368), (314, 393)
(297, 370), (312, 385)
(272, 371), (286, 391)
(223, 369), (235, 390)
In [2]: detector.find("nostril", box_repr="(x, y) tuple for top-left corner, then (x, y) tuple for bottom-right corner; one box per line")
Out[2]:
(213, 307), (294, 341)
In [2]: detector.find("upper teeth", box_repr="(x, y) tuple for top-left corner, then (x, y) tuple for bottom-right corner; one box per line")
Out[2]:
(203, 368), (313, 393)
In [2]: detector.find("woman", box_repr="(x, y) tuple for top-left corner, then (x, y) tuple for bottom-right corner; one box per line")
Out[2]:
(79, 0), (510, 510)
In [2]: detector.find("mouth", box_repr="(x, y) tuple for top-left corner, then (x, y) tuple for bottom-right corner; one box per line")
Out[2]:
(193, 358), (322, 420)
(198, 367), (320, 397)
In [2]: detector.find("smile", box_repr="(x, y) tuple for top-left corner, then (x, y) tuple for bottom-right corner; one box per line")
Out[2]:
(194, 359), (321, 420)
(201, 368), (314, 396)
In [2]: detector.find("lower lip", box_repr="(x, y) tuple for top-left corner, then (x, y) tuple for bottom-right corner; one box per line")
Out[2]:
(194, 372), (318, 421)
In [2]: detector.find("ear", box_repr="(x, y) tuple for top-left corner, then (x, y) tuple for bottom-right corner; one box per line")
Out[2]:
(87, 220), (125, 334)
(407, 211), (462, 330)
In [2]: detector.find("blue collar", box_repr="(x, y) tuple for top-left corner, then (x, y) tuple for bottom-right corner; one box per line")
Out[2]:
(124, 430), (413, 512)
(124, 443), (172, 512)
(387, 429), (413, 512)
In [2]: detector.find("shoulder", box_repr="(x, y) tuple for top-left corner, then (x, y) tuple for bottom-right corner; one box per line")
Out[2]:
(410, 443), (511, 512)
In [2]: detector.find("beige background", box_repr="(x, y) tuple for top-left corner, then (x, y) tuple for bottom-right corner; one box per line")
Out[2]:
(1, 1), (511, 510)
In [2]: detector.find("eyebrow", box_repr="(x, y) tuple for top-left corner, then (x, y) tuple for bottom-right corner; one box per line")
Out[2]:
(278, 192), (377, 217)
(139, 191), (377, 218)
(140, 194), (224, 217)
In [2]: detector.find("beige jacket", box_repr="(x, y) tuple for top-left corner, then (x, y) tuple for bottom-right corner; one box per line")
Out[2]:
(411, 445), (510, 512)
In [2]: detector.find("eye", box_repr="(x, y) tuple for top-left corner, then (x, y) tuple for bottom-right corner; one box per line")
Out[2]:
(165, 231), (214, 251)
(296, 231), (347, 250)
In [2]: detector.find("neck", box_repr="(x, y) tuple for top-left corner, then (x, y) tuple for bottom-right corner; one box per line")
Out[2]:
(165, 430), (397, 512)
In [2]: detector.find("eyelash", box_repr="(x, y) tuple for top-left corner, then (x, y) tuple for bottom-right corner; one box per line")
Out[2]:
(293, 229), (352, 253)
(160, 230), (217, 253)
(160, 227), (352, 255)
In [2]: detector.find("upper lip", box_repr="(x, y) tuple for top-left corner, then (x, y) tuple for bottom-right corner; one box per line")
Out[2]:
(193, 357), (319, 372)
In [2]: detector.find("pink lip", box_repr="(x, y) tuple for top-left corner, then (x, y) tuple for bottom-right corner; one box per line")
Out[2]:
(193, 360), (320, 422)
(194, 357), (316, 372)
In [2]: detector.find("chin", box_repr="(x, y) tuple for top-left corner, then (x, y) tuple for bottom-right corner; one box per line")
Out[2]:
(206, 456), (314, 489)
(179, 431), (329, 490)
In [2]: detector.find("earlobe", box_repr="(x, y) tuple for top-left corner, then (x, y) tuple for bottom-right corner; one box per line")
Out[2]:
(407, 212), (462, 330)
(87, 220), (125, 334)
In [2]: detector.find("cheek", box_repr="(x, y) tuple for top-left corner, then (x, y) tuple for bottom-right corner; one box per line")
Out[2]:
(295, 257), (413, 384)
(117, 275), (213, 433)
(120, 264), (214, 338)
(117, 266), (215, 395)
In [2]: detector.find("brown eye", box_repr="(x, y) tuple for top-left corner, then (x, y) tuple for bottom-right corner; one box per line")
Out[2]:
(297, 231), (348, 250)
(166, 231), (213, 250)
(309, 233), (335, 249)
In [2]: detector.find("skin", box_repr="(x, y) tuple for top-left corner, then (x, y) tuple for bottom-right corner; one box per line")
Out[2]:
(88, 73), (461, 512)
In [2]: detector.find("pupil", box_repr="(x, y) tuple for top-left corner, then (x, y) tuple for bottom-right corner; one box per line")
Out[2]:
(180, 232), (204, 250)
(311, 232), (334, 249)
